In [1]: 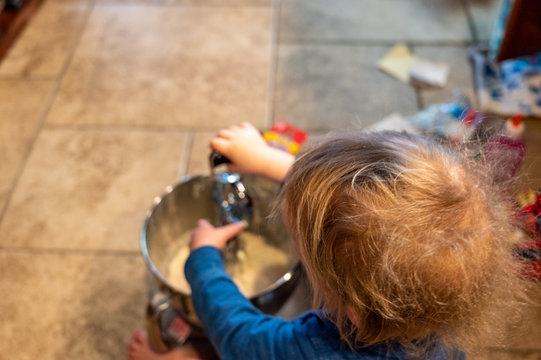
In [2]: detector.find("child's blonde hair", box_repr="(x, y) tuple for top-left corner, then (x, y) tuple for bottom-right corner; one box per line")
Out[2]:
(280, 131), (526, 358)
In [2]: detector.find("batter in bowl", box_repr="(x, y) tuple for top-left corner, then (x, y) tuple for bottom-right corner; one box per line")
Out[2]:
(165, 229), (293, 296)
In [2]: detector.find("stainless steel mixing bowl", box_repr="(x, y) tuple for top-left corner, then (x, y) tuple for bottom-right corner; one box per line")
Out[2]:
(141, 174), (301, 351)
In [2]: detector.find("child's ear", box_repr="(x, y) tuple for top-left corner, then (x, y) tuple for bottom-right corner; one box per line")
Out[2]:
(345, 303), (360, 327)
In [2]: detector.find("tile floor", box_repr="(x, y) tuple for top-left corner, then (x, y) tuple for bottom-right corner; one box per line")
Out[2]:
(0, 0), (540, 359)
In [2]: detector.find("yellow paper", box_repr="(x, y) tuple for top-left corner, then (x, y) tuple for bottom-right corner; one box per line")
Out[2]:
(377, 44), (418, 83)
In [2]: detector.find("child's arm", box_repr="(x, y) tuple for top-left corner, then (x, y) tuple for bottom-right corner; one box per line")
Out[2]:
(186, 220), (304, 360)
(210, 122), (295, 183)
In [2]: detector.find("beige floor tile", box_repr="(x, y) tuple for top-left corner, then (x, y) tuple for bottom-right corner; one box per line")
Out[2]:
(0, 129), (186, 251)
(0, 80), (55, 211)
(413, 45), (474, 108)
(0, 2), (90, 79)
(45, 5), (271, 129)
(279, 0), (471, 43)
(476, 286), (541, 352)
(187, 132), (215, 176)
(0, 251), (147, 360)
(274, 44), (418, 131)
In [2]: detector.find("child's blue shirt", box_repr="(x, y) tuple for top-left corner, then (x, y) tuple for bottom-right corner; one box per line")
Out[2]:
(185, 246), (463, 360)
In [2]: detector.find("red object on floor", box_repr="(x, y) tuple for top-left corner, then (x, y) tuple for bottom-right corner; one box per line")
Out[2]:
(264, 121), (308, 155)
(270, 122), (308, 145)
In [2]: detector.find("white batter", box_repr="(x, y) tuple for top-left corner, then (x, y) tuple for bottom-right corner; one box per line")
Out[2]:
(165, 230), (292, 296)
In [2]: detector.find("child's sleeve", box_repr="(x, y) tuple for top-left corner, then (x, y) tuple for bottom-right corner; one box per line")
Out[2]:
(185, 246), (304, 360)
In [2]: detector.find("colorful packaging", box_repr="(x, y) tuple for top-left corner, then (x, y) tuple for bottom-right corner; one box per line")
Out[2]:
(263, 122), (307, 155)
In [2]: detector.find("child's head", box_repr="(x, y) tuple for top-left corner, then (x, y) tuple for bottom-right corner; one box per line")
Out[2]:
(280, 131), (524, 356)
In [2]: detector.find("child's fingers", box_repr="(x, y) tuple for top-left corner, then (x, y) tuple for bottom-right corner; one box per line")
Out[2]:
(190, 220), (245, 251)
(210, 137), (230, 154)
(239, 122), (254, 129)
(217, 129), (234, 139)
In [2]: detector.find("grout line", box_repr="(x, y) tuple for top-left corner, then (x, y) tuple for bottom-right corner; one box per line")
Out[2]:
(57, 0), (94, 79)
(404, 42), (414, 53)
(409, 44), (425, 111)
(0, 1), (95, 227)
(414, 87), (425, 111)
(265, 0), (280, 128)
(459, 0), (480, 45)
(0, 246), (140, 257)
(177, 131), (194, 179)
(0, 81), (60, 227)
(279, 38), (476, 47)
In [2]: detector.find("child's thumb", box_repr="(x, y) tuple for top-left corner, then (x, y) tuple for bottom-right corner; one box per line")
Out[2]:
(217, 221), (245, 242)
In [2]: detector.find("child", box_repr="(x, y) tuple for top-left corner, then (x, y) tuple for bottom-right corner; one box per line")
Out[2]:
(130, 122), (525, 360)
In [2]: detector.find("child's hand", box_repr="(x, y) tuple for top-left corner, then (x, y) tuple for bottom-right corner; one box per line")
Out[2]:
(211, 122), (295, 183)
(211, 122), (271, 175)
(189, 219), (245, 252)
